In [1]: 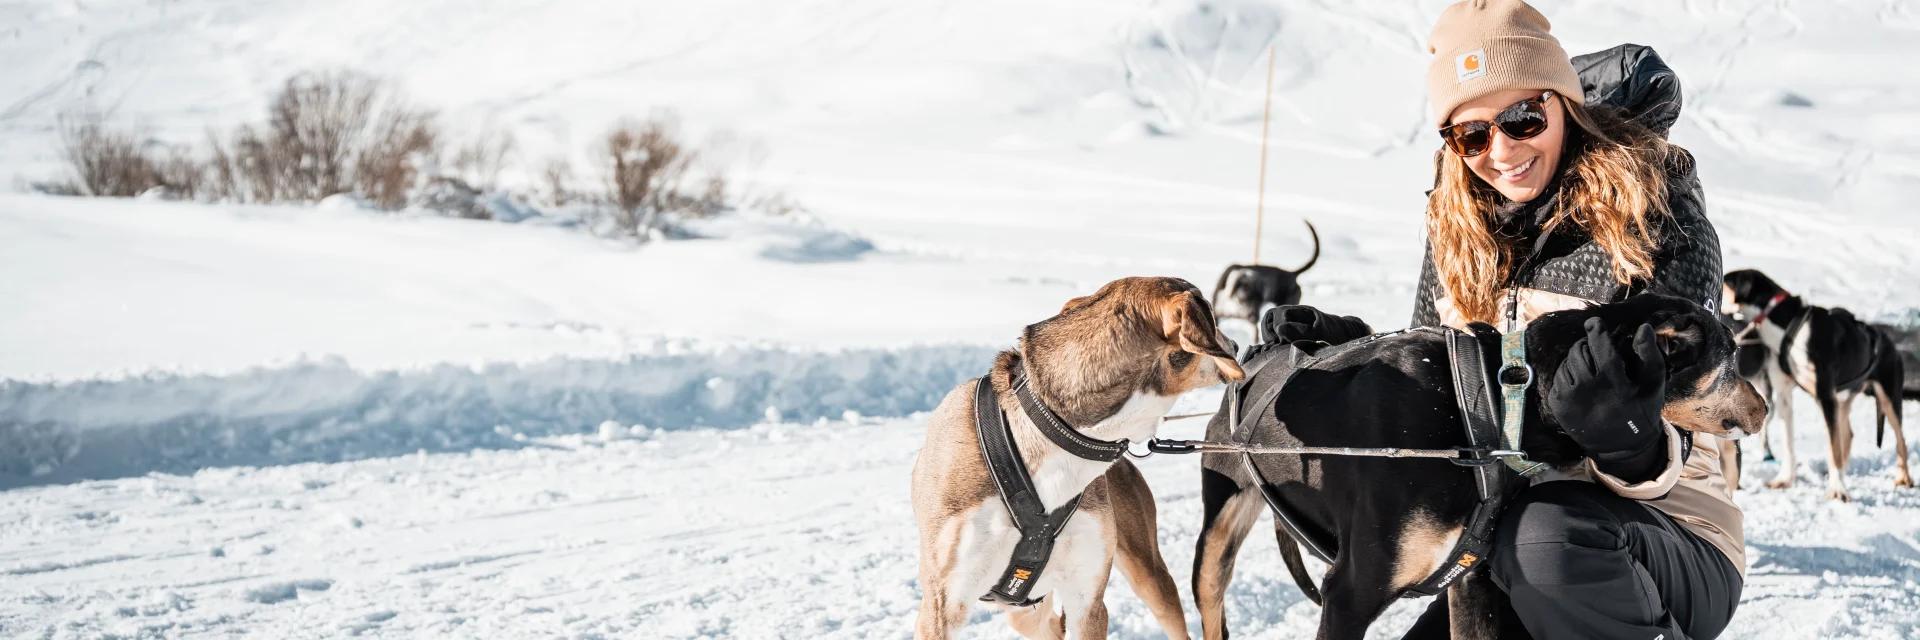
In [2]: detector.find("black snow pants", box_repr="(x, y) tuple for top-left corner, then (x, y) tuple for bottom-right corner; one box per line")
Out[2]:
(1403, 481), (1743, 640)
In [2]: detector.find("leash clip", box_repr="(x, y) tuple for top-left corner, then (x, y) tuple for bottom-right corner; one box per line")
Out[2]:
(1145, 438), (1200, 455)
(1449, 447), (1531, 467)
(1449, 447), (1497, 466)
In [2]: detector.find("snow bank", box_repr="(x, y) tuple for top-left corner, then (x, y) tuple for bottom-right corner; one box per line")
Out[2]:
(0, 344), (999, 489)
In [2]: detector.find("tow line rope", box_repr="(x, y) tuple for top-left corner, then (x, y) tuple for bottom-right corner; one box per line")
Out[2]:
(1136, 437), (1528, 466)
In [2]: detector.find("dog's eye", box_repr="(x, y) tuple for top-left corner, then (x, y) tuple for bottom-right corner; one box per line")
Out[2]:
(1168, 351), (1195, 369)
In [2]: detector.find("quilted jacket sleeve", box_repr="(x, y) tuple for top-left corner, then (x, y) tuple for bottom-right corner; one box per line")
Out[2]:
(1644, 150), (1723, 311)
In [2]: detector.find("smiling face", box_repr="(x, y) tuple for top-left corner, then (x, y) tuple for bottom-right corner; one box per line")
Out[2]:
(1448, 89), (1568, 202)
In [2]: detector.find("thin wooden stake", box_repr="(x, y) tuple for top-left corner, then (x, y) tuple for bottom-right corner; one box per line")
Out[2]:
(1252, 45), (1276, 265)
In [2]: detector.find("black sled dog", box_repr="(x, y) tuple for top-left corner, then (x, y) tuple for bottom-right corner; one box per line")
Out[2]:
(1721, 268), (1911, 501)
(1211, 221), (1321, 333)
(1191, 295), (1766, 639)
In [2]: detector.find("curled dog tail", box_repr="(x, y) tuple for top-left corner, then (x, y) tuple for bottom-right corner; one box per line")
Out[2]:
(1287, 220), (1321, 275)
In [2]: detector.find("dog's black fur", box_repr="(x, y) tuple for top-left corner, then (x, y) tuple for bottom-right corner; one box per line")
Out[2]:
(1868, 321), (1920, 400)
(1721, 269), (1910, 499)
(1192, 295), (1764, 640)
(1211, 221), (1321, 330)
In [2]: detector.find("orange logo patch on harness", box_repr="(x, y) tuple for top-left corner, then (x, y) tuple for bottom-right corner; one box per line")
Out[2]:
(1457, 553), (1478, 567)
(1012, 569), (1032, 580)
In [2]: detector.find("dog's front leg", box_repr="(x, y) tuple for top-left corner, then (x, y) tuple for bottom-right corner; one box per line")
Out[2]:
(1766, 364), (1798, 489)
(1192, 472), (1268, 640)
(1313, 564), (1396, 640)
(1820, 391), (1855, 502)
(1718, 437), (1742, 496)
(915, 515), (980, 640)
(1050, 515), (1114, 639)
(1445, 570), (1505, 640)
(914, 574), (968, 639)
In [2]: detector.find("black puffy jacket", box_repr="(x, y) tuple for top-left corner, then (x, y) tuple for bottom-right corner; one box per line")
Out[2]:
(1409, 44), (1723, 329)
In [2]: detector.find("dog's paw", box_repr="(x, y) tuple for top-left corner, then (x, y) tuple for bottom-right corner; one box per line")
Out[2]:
(1825, 487), (1852, 502)
(1766, 477), (1794, 490)
(1895, 474), (1914, 489)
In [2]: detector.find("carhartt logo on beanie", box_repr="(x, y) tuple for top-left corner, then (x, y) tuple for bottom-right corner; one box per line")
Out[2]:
(1426, 0), (1583, 126)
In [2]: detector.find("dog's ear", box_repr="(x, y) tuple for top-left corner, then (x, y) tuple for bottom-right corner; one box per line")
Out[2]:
(1163, 291), (1245, 379)
(1653, 312), (1706, 371)
(1060, 294), (1094, 314)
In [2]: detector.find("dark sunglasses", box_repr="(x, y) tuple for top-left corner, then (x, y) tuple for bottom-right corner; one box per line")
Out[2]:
(1438, 91), (1554, 157)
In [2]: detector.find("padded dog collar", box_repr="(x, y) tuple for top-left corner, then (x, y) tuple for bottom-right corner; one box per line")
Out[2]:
(1011, 363), (1127, 463)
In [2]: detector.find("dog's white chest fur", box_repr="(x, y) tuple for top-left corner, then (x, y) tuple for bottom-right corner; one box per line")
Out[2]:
(949, 390), (1176, 606)
(1028, 390), (1178, 511)
(1759, 321), (1816, 390)
(948, 502), (1109, 613)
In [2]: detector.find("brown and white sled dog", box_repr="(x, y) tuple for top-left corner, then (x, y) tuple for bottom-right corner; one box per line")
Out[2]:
(911, 277), (1245, 638)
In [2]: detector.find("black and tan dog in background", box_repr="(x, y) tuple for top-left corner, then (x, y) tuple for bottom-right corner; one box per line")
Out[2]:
(911, 277), (1243, 639)
(1191, 295), (1766, 639)
(1721, 268), (1910, 501)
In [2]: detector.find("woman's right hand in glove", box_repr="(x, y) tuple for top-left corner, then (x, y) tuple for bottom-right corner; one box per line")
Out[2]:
(1261, 305), (1373, 348)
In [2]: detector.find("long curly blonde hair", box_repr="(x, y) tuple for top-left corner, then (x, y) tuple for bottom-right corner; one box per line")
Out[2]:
(1425, 101), (1681, 324)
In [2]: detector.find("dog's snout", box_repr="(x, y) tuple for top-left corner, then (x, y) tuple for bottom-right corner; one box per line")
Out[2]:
(1724, 376), (1768, 435)
(1722, 418), (1747, 437)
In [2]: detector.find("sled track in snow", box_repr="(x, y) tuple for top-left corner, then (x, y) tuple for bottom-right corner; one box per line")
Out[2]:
(0, 344), (1000, 490)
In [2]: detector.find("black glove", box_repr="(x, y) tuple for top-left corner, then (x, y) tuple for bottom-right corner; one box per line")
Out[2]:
(1262, 305), (1373, 349)
(1545, 317), (1670, 482)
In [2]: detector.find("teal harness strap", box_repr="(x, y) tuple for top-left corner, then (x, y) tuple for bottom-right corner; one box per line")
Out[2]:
(1498, 331), (1548, 477)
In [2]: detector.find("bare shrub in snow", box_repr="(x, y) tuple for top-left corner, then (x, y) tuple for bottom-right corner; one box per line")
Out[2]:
(700, 132), (798, 216)
(58, 109), (158, 197)
(205, 124), (284, 203)
(267, 70), (381, 200)
(353, 104), (440, 210)
(598, 113), (695, 238)
(686, 129), (746, 218)
(749, 189), (805, 216)
(197, 69), (441, 209)
(156, 146), (206, 201)
(691, 175), (729, 218)
(452, 127), (517, 192)
(540, 157), (574, 207)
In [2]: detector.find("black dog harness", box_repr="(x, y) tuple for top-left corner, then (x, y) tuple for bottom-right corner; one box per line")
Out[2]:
(1218, 325), (1547, 598)
(972, 363), (1126, 607)
(1772, 298), (1880, 391)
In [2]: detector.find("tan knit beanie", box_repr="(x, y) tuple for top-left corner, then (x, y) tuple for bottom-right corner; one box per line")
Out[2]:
(1426, 0), (1583, 126)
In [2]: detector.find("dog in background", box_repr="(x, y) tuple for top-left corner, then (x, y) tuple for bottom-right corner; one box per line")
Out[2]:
(1869, 321), (1920, 400)
(1721, 269), (1911, 501)
(1211, 220), (1321, 338)
(911, 277), (1243, 639)
(1191, 295), (1766, 639)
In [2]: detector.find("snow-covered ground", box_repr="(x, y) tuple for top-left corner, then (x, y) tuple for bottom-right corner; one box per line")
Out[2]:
(6, 403), (1919, 639)
(4, 0), (1920, 637)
